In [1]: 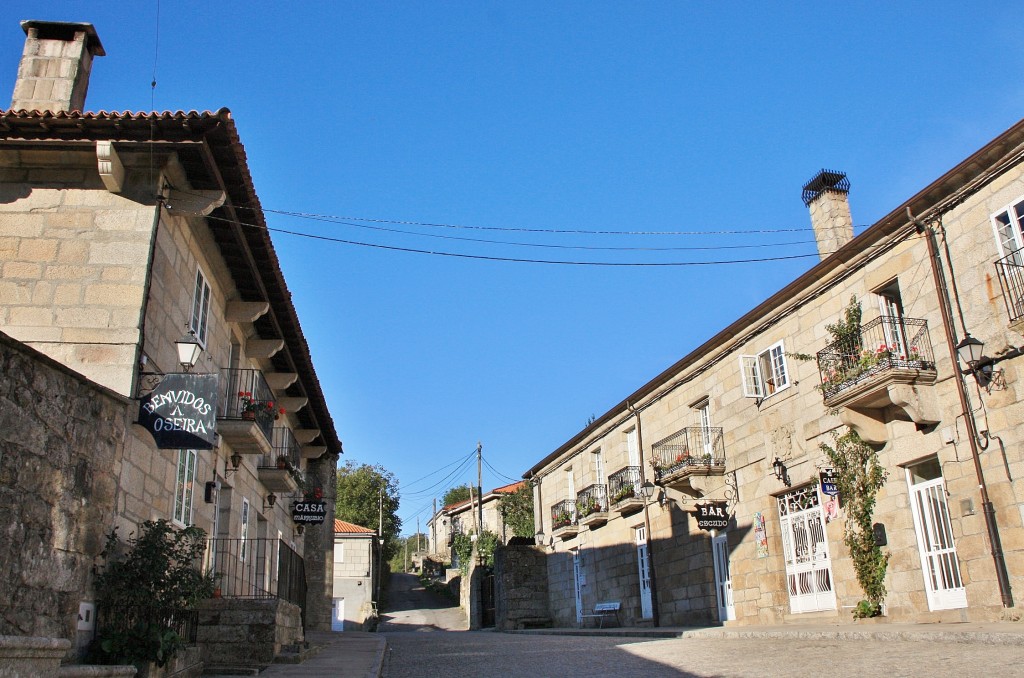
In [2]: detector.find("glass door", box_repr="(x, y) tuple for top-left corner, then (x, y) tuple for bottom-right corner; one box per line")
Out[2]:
(778, 486), (836, 613)
(712, 532), (735, 621)
(906, 458), (967, 610)
(636, 526), (653, 619)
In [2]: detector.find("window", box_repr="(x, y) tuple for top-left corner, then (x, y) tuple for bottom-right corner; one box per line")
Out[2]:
(693, 398), (714, 455)
(592, 448), (604, 486)
(334, 543), (344, 564)
(991, 197), (1024, 263)
(626, 428), (639, 468)
(240, 498), (250, 562)
(190, 267), (212, 347)
(172, 449), (197, 526)
(740, 341), (790, 398)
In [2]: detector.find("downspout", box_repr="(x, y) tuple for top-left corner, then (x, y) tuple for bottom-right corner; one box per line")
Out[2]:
(629, 401), (660, 627)
(131, 191), (166, 398)
(910, 208), (1014, 608)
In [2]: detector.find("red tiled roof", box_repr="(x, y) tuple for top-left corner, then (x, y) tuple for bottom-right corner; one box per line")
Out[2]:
(334, 519), (375, 534)
(492, 481), (525, 494)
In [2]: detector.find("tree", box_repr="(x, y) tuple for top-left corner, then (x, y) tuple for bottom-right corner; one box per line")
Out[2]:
(388, 533), (428, 572)
(442, 484), (471, 507)
(335, 461), (402, 562)
(499, 483), (535, 538)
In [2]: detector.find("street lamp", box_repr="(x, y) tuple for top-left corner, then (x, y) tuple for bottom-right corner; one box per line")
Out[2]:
(175, 330), (202, 372)
(772, 457), (791, 486)
(956, 334), (993, 386)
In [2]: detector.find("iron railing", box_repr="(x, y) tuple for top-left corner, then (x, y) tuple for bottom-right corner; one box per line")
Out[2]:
(551, 499), (576, 530)
(576, 484), (608, 517)
(206, 537), (305, 605)
(815, 315), (935, 399)
(94, 605), (199, 645)
(995, 250), (1024, 323)
(608, 466), (641, 505)
(258, 427), (302, 470)
(652, 427), (725, 480)
(220, 368), (276, 441)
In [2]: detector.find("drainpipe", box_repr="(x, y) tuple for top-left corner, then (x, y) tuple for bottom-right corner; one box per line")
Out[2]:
(131, 191), (166, 398)
(629, 402), (660, 627)
(910, 208), (1014, 608)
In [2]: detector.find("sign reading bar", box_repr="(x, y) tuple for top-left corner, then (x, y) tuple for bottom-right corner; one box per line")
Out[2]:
(138, 373), (218, 449)
(694, 501), (729, 531)
(819, 468), (839, 496)
(292, 501), (327, 524)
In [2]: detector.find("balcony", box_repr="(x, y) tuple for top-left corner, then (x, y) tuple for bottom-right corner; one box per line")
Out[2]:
(652, 427), (725, 490)
(576, 484), (608, 528)
(217, 368), (276, 455)
(607, 466), (644, 514)
(256, 428), (302, 493)
(550, 499), (578, 539)
(995, 250), (1024, 330)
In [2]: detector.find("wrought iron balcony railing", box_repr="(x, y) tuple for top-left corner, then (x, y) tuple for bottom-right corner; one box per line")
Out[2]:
(815, 315), (935, 400)
(551, 499), (576, 530)
(608, 466), (641, 505)
(258, 427), (302, 470)
(576, 484), (608, 518)
(652, 427), (725, 481)
(95, 605), (199, 646)
(206, 537), (307, 619)
(220, 368), (276, 441)
(995, 249), (1024, 323)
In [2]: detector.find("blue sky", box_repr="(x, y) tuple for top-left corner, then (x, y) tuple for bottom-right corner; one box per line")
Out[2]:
(5, 2), (1023, 533)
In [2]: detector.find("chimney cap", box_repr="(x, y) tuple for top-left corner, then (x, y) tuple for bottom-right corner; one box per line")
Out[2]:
(20, 20), (105, 57)
(802, 169), (849, 206)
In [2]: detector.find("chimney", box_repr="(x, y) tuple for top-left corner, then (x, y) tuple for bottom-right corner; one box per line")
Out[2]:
(10, 20), (105, 113)
(802, 169), (853, 261)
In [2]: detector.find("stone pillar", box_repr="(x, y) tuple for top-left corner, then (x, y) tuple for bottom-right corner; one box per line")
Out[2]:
(302, 453), (338, 631)
(10, 20), (105, 113)
(802, 169), (854, 261)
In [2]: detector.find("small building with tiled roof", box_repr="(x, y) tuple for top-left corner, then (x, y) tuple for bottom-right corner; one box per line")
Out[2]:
(332, 519), (379, 631)
(427, 481), (526, 559)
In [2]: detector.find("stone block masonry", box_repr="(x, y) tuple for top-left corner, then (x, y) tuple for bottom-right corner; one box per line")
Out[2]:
(495, 545), (550, 630)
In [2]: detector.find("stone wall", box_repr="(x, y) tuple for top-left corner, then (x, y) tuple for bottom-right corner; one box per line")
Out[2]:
(0, 331), (128, 653)
(303, 453), (338, 631)
(195, 598), (302, 670)
(494, 545), (550, 630)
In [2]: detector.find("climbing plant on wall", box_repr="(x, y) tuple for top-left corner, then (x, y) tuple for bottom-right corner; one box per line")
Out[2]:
(820, 427), (890, 617)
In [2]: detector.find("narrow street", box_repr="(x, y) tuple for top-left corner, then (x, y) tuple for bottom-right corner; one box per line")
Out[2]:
(379, 572), (468, 632)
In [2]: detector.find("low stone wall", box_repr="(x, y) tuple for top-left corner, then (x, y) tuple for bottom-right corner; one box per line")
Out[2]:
(494, 545), (550, 630)
(0, 332), (129, 658)
(195, 599), (302, 670)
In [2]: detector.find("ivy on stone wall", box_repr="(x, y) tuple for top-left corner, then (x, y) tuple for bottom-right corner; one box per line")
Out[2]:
(820, 427), (890, 617)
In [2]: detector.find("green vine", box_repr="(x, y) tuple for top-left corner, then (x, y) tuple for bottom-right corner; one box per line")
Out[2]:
(820, 428), (889, 618)
(451, 530), (499, 575)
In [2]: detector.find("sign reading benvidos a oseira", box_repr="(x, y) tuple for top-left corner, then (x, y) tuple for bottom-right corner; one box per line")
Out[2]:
(694, 501), (729, 531)
(292, 500), (327, 524)
(138, 373), (219, 449)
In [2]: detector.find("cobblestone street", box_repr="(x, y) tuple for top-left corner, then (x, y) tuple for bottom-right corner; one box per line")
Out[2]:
(382, 630), (1021, 678)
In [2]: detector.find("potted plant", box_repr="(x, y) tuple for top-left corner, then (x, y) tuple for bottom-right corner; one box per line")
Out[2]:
(238, 391), (259, 420)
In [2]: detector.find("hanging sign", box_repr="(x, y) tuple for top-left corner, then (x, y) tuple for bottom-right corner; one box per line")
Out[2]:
(694, 501), (729, 531)
(292, 500), (327, 524)
(137, 373), (218, 449)
(819, 468), (839, 496)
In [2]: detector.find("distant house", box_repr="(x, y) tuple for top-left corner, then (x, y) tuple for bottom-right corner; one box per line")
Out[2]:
(332, 520), (379, 631)
(427, 481), (525, 562)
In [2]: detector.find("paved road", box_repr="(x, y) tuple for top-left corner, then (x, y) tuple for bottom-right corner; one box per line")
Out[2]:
(382, 629), (1020, 677)
(379, 572), (468, 632)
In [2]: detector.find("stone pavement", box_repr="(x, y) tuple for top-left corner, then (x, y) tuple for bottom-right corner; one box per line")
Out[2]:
(204, 621), (1023, 677)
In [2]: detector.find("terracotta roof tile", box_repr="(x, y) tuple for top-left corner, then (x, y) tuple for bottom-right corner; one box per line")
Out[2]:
(334, 519), (375, 534)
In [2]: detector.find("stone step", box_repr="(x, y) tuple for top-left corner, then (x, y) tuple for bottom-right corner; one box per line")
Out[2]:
(201, 666), (262, 676)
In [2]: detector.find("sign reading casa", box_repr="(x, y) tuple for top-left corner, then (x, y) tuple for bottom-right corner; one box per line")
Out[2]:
(292, 500), (327, 524)
(137, 373), (219, 449)
(694, 501), (730, 531)
(819, 468), (839, 496)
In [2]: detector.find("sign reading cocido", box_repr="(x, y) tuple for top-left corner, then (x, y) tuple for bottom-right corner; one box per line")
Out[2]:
(137, 373), (218, 449)
(694, 501), (729, 531)
(292, 500), (327, 524)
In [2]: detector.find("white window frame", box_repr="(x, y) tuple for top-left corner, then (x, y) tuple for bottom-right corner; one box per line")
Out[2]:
(740, 340), (790, 399)
(190, 266), (212, 347)
(334, 542), (344, 564)
(172, 448), (197, 526)
(990, 196), (1024, 262)
(626, 428), (640, 469)
(240, 498), (250, 562)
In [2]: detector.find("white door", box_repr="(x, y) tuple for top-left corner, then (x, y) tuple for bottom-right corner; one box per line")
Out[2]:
(878, 289), (907, 358)
(778, 486), (836, 613)
(627, 428), (640, 469)
(572, 549), (584, 625)
(332, 598), (345, 632)
(907, 459), (967, 610)
(636, 527), (653, 619)
(712, 532), (735, 622)
(696, 401), (714, 456)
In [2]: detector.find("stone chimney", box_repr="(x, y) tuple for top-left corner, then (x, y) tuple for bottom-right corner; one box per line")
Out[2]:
(802, 169), (853, 261)
(10, 20), (105, 113)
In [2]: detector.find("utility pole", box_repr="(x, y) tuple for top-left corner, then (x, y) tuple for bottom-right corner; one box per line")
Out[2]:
(417, 517), (421, 554)
(432, 498), (437, 553)
(404, 536), (408, 573)
(377, 489), (383, 601)
(477, 441), (484, 534)
(469, 483), (479, 536)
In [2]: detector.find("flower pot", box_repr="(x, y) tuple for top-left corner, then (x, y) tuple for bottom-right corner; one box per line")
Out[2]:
(242, 411), (255, 421)
(277, 457), (288, 469)
(213, 587), (222, 599)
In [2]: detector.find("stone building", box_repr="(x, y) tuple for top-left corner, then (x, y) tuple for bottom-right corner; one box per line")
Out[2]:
(427, 481), (525, 561)
(524, 124), (1024, 627)
(331, 520), (379, 631)
(0, 19), (342, 665)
